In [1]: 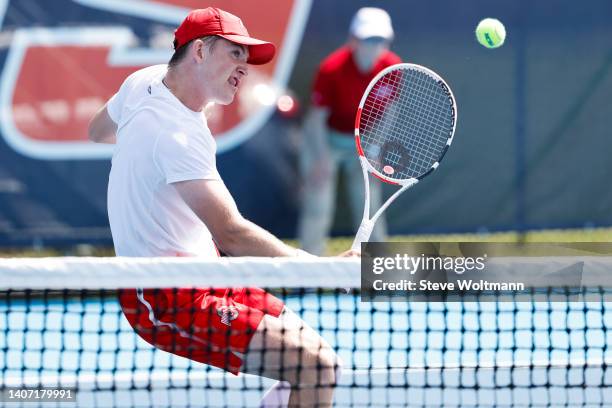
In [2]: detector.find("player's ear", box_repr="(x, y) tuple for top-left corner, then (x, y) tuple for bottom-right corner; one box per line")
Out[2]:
(192, 39), (206, 63)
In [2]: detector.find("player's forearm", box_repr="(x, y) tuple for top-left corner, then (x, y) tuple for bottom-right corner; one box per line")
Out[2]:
(217, 217), (303, 257)
(173, 179), (307, 257)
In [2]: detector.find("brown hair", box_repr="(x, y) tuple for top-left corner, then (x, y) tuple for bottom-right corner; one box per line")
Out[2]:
(168, 36), (221, 67)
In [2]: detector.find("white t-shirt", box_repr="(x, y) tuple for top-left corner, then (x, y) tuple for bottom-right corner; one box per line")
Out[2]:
(106, 64), (221, 257)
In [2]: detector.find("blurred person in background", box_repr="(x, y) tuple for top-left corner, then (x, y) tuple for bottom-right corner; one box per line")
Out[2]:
(297, 7), (401, 255)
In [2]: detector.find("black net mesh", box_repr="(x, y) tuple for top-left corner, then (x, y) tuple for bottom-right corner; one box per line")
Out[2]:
(1, 285), (611, 407)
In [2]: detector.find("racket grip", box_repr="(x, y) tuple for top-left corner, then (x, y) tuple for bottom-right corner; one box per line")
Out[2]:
(351, 221), (374, 252)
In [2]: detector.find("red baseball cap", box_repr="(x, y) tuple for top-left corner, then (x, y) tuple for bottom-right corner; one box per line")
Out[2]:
(174, 7), (276, 65)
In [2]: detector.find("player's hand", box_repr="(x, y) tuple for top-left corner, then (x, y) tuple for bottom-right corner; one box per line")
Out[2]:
(337, 249), (360, 257)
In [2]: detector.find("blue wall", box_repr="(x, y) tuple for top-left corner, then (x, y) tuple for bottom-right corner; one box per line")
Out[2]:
(0, 0), (611, 247)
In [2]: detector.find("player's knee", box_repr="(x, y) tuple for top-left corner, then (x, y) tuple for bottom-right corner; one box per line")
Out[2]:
(320, 351), (343, 387)
(334, 354), (344, 384)
(316, 349), (342, 391)
(299, 345), (342, 387)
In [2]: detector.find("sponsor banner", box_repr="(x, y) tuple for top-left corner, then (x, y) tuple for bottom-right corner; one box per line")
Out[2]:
(1, 0), (311, 159)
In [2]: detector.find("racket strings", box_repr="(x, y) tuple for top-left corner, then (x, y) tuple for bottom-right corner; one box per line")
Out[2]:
(377, 141), (411, 175)
(383, 70), (452, 141)
(364, 72), (449, 174)
(394, 79), (449, 172)
(359, 68), (455, 179)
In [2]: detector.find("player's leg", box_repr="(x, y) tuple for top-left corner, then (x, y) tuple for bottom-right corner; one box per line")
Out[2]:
(120, 287), (341, 407)
(259, 380), (291, 408)
(241, 307), (343, 408)
(296, 140), (340, 255)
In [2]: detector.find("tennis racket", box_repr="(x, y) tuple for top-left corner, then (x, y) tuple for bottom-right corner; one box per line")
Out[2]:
(351, 63), (457, 251)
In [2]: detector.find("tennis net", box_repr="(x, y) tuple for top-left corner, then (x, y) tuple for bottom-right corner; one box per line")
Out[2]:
(1, 256), (611, 407)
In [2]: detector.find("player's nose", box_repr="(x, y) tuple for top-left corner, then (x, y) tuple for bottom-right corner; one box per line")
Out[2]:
(236, 66), (248, 78)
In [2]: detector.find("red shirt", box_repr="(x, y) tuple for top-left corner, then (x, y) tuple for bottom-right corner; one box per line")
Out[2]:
(311, 46), (401, 133)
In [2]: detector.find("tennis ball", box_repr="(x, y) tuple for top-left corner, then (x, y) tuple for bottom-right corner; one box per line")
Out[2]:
(475, 18), (506, 49)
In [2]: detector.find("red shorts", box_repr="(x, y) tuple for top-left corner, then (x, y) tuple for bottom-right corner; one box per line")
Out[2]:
(119, 287), (285, 375)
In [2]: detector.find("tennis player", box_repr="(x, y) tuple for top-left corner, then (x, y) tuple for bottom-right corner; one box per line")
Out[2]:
(297, 7), (401, 255)
(88, 7), (355, 407)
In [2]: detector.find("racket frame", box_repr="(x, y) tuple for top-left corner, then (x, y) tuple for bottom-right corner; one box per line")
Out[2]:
(351, 63), (458, 251)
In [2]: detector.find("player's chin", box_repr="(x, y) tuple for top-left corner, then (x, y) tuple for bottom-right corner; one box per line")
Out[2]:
(217, 87), (238, 105)
(215, 94), (235, 106)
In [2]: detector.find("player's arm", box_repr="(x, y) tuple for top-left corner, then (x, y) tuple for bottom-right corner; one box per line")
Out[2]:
(173, 178), (305, 257)
(88, 104), (117, 144)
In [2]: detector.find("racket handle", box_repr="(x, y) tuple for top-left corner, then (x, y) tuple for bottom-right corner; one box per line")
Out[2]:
(351, 221), (374, 252)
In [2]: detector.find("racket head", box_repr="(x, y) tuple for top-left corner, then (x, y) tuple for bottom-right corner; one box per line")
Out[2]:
(354, 63), (457, 185)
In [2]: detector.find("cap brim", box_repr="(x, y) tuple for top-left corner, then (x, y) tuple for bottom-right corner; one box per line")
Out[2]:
(352, 26), (393, 41)
(218, 34), (276, 65)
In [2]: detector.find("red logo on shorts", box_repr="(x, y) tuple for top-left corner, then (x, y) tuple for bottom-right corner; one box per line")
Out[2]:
(217, 305), (240, 326)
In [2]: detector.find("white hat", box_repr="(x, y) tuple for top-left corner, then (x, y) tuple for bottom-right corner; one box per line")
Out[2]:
(349, 7), (394, 40)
